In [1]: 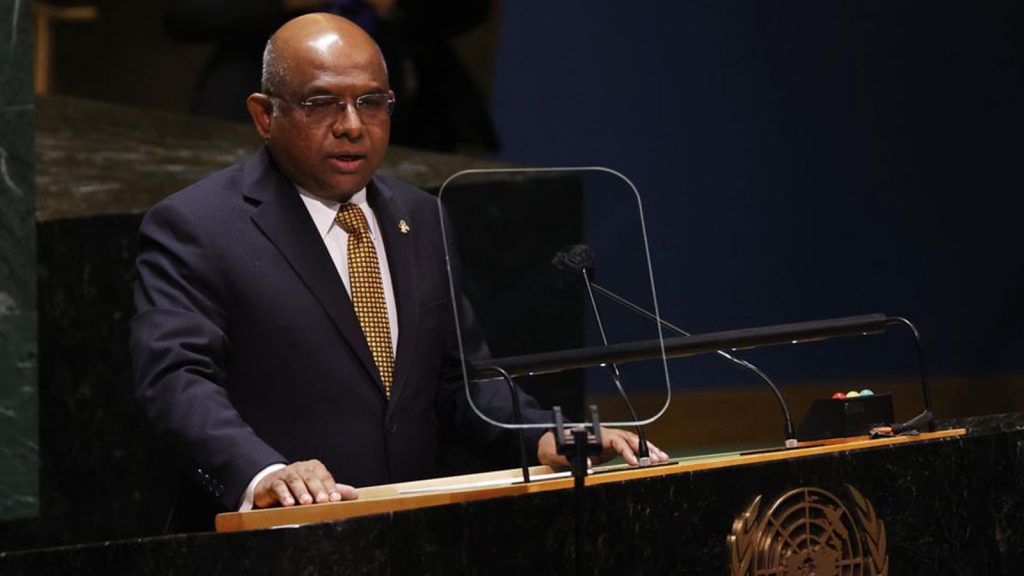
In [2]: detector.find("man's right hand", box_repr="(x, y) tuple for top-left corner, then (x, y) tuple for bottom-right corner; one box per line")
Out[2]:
(253, 459), (358, 508)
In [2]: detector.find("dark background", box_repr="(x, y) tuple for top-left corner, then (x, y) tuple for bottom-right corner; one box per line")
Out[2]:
(493, 0), (1024, 390)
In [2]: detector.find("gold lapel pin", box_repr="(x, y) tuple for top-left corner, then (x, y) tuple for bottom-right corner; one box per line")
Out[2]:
(398, 220), (411, 234)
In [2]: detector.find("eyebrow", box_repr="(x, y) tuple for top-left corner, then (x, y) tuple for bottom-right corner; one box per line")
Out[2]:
(301, 88), (389, 101)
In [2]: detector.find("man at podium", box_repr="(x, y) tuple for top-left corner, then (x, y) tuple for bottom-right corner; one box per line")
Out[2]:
(130, 13), (666, 526)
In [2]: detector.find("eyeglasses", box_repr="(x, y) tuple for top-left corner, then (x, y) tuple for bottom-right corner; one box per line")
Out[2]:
(271, 92), (396, 127)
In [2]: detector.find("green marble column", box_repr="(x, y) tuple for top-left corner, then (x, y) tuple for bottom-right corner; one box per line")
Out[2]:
(0, 0), (38, 520)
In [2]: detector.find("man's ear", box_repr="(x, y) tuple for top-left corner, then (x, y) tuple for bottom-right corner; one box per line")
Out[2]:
(247, 93), (274, 141)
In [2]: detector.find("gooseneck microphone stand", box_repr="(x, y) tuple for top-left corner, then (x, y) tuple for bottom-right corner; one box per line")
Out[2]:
(586, 281), (798, 447)
(552, 244), (797, 447)
(581, 268), (652, 463)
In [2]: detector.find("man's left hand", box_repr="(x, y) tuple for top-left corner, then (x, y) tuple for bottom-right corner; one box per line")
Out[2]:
(536, 428), (670, 470)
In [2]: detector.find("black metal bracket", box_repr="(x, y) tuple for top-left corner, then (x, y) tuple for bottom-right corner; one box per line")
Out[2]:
(552, 405), (603, 576)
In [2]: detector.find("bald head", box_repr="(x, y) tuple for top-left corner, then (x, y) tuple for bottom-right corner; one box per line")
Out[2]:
(261, 13), (387, 96)
(247, 13), (394, 201)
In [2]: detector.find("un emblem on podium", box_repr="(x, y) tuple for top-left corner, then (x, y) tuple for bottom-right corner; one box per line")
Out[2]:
(728, 485), (889, 576)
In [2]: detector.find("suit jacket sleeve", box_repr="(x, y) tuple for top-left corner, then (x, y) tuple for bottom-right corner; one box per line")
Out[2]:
(130, 198), (286, 509)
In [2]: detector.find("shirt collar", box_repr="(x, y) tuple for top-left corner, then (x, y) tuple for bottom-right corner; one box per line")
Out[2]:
(295, 186), (369, 239)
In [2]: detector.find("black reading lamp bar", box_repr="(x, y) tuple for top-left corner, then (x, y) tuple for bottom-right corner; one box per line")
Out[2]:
(468, 314), (892, 378)
(466, 313), (936, 433)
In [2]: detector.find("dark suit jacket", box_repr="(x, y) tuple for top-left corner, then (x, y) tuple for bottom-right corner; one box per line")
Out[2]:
(131, 147), (543, 515)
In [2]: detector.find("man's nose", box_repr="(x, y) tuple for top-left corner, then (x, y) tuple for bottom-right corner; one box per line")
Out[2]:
(331, 104), (363, 138)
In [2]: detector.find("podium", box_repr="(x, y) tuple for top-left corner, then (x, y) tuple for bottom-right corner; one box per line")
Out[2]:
(4, 419), (1023, 575)
(215, 429), (960, 534)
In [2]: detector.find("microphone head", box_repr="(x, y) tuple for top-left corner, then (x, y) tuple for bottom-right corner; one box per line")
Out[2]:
(551, 245), (595, 289)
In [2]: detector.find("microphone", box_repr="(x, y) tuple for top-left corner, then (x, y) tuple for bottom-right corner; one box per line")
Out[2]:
(551, 245), (596, 290)
(552, 246), (653, 465)
(552, 245), (799, 448)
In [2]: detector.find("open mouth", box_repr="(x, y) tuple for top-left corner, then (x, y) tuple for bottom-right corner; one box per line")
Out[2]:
(329, 154), (365, 171)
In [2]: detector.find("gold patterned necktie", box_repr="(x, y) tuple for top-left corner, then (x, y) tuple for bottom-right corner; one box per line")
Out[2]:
(336, 204), (394, 398)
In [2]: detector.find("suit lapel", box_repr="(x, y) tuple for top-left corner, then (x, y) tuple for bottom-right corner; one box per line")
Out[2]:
(368, 178), (419, 407)
(243, 149), (383, 391)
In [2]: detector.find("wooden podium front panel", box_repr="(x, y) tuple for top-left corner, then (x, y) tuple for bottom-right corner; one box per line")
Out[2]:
(216, 429), (964, 533)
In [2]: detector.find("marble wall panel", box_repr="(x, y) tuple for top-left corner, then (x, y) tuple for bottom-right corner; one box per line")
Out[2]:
(0, 0), (38, 521)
